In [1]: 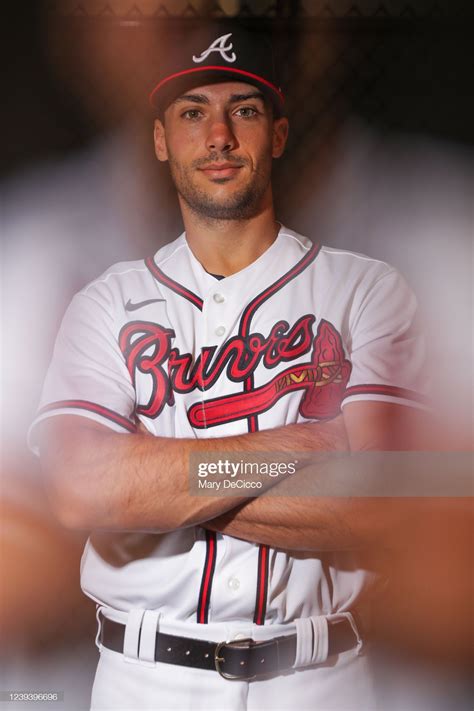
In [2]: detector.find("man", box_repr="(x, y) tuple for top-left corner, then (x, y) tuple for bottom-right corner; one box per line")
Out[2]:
(31, 25), (427, 710)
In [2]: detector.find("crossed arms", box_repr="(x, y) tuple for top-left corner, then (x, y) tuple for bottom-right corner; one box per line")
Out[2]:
(38, 401), (426, 551)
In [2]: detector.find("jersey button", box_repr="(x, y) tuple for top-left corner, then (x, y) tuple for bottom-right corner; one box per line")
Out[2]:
(213, 293), (225, 304)
(228, 576), (240, 591)
(215, 325), (226, 337)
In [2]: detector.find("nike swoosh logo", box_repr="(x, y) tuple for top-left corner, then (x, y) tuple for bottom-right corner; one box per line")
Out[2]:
(125, 298), (166, 312)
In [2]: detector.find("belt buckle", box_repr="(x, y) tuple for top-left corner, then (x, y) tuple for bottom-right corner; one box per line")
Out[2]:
(214, 638), (257, 681)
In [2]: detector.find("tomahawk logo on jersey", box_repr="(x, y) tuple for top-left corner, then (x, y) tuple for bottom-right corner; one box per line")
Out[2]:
(29, 227), (427, 624)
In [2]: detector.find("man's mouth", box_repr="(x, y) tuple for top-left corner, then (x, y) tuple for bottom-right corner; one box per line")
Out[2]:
(199, 163), (243, 179)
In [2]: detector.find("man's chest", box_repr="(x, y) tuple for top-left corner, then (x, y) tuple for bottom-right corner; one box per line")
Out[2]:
(116, 286), (353, 436)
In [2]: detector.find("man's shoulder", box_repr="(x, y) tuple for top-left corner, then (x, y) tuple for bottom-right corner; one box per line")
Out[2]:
(77, 234), (187, 300)
(77, 258), (150, 300)
(317, 244), (397, 284)
(281, 226), (394, 278)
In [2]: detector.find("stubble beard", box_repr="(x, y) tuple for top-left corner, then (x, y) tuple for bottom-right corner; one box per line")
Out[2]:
(168, 152), (272, 221)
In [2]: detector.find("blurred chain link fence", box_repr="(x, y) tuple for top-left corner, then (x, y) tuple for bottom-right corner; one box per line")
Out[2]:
(46, 1), (471, 137)
(44, 1), (472, 198)
(3, 1), (469, 179)
(50, 0), (467, 19)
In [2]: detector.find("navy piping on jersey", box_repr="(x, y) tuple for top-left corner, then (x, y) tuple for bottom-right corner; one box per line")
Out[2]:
(37, 400), (136, 433)
(342, 384), (428, 405)
(197, 530), (217, 624)
(145, 256), (203, 311)
(254, 544), (270, 625)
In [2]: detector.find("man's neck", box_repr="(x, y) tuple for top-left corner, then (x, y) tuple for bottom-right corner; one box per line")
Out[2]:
(181, 203), (280, 277)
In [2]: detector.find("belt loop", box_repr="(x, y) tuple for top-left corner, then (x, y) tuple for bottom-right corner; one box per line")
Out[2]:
(327, 611), (364, 655)
(123, 609), (145, 664)
(341, 611), (364, 655)
(94, 605), (107, 651)
(310, 616), (329, 664)
(293, 616), (329, 668)
(139, 610), (161, 665)
(293, 617), (311, 667)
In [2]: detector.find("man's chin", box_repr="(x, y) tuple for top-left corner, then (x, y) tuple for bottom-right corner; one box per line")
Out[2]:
(176, 175), (268, 221)
(185, 197), (261, 221)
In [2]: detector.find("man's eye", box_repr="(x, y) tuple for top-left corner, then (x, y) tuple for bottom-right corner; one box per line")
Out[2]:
(181, 109), (202, 120)
(234, 106), (258, 118)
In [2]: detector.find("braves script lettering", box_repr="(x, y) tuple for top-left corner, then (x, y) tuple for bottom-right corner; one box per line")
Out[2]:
(119, 316), (351, 424)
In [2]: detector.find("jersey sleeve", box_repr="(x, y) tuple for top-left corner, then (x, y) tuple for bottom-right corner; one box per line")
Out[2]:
(28, 291), (137, 455)
(341, 268), (429, 410)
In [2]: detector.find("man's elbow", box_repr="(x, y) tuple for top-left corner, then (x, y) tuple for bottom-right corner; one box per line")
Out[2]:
(49, 500), (91, 532)
(42, 462), (103, 530)
(40, 435), (123, 530)
(38, 418), (123, 530)
(42, 463), (181, 533)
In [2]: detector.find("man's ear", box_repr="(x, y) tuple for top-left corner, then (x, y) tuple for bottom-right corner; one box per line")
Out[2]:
(272, 117), (289, 159)
(154, 119), (168, 162)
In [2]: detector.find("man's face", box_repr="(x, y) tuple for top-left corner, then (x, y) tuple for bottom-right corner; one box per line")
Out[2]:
(153, 81), (288, 221)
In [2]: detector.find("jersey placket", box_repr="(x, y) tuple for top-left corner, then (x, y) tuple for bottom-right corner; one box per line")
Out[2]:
(195, 279), (241, 623)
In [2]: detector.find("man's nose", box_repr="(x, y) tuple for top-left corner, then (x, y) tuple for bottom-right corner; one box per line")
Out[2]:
(206, 119), (237, 153)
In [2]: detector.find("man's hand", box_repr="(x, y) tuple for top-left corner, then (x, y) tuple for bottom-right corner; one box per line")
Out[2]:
(205, 402), (431, 550)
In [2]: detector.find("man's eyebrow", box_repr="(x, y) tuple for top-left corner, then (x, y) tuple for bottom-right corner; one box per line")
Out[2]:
(173, 94), (210, 105)
(172, 91), (266, 106)
(229, 92), (265, 103)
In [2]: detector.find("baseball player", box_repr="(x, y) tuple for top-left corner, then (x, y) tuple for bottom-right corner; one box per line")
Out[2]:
(30, 24), (428, 711)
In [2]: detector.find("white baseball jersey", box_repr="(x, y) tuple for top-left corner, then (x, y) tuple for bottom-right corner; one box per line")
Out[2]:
(30, 225), (426, 627)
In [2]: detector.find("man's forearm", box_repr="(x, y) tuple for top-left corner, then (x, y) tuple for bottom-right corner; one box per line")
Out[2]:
(40, 416), (347, 532)
(204, 492), (356, 550)
(206, 403), (431, 550)
(205, 490), (414, 551)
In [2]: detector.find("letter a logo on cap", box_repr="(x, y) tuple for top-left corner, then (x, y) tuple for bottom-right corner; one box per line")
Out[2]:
(192, 33), (237, 64)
